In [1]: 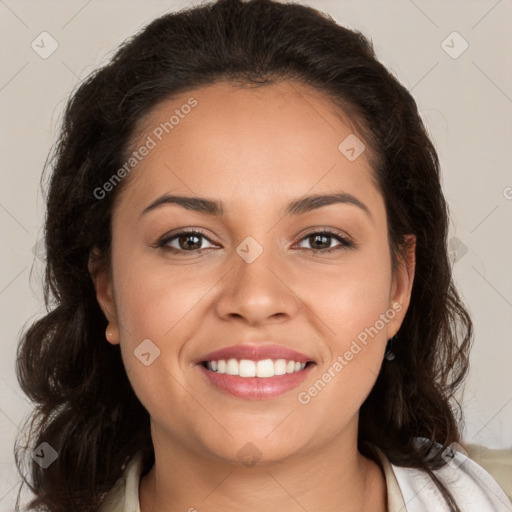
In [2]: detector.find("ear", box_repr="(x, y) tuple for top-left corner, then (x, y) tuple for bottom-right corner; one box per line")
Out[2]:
(88, 247), (120, 345)
(387, 234), (416, 337)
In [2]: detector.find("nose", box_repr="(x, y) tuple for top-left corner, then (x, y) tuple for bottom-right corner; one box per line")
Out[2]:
(214, 239), (300, 326)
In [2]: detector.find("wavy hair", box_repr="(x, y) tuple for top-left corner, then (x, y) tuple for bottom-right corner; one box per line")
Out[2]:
(14, 0), (472, 510)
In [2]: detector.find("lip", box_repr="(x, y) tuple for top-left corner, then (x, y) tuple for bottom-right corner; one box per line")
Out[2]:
(196, 343), (315, 364)
(197, 362), (315, 400)
(194, 343), (316, 400)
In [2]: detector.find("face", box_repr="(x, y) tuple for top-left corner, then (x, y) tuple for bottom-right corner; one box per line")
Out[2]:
(90, 80), (415, 465)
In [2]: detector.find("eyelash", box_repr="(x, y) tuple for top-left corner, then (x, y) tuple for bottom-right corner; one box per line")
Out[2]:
(156, 227), (353, 255)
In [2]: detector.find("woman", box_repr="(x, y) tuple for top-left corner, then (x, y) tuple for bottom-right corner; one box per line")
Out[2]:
(14, 0), (512, 511)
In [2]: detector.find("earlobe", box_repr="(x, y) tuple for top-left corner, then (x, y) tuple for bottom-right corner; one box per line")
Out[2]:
(105, 323), (120, 345)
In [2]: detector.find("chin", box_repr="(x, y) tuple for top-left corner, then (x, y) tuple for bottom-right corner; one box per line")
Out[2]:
(200, 434), (309, 468)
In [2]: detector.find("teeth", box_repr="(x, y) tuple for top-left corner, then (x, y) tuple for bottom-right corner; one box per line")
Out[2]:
(205, 358), (307, 377)
(274, 359), (287, 376)
(239, 359), (255, 377)
(226, 358), (239, 376)
(256, 359), (274, 378)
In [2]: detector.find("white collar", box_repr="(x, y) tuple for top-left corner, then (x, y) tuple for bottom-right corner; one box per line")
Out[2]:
(374, 444), (512, 511)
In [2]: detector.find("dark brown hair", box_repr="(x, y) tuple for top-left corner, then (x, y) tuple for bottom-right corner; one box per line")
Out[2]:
(14, 0), (472, 510)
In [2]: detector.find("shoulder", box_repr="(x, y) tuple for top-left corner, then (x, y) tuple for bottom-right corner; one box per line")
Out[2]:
(389, 443), (512, 512)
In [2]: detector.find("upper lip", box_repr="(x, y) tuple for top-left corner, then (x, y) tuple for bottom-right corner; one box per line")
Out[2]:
(196, 343), (315, 364)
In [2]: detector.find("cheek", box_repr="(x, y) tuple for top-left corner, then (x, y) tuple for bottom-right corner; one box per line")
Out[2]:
(299, 246), (394, 347)
(111, 246), (210, 341)
(110, 251), (206, 430)
(292, 247), (393, 413)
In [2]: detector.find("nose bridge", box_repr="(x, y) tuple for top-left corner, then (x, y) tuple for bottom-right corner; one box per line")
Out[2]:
(215, 231), (298, 323)
(229, 198), (281, 266)
(232, 232), (283, 294)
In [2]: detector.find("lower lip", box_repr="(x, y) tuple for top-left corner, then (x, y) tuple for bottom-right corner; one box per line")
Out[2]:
(197, 363), (315, 400)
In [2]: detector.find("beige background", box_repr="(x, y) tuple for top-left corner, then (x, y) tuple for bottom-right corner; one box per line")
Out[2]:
(1, 0), (511, 508)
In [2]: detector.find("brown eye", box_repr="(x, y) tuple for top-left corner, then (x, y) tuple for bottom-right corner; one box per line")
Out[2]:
(296, 230), (352, 253)
(158, 230), (216, 253)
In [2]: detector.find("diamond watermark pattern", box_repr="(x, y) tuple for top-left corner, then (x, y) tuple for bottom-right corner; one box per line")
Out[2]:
(31, 442), (58, 469)
(448, 236), (468, 264)
(441, 31), (468, 59)
(134, 338), (161, 366)
(441, 441), (468, 469)
(237, 442), (262, 468)
(236, 236), (263, 263)
(31, 32), (59, 59)
(338, 134), (365, 162)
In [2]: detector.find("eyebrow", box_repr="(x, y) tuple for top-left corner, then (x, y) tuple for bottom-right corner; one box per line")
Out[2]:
(139, 192), (372, 220)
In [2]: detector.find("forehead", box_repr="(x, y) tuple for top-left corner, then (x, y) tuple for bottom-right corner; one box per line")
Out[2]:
(115, 79), (380, 214)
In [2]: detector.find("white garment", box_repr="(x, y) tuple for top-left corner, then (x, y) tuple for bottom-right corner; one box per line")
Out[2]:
(375, 446), (512, 512)
(99, 444), (512, 512)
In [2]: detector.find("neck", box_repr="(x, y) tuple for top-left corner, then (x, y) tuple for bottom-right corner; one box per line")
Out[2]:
(139, 424), (387, 512)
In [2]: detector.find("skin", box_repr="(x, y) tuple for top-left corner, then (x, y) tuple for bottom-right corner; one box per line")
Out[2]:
(89, 80), (415, 512)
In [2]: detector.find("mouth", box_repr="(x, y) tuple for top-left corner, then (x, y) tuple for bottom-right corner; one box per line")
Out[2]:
(195, 343), (316, 399)
(196, 344), (316, 399)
